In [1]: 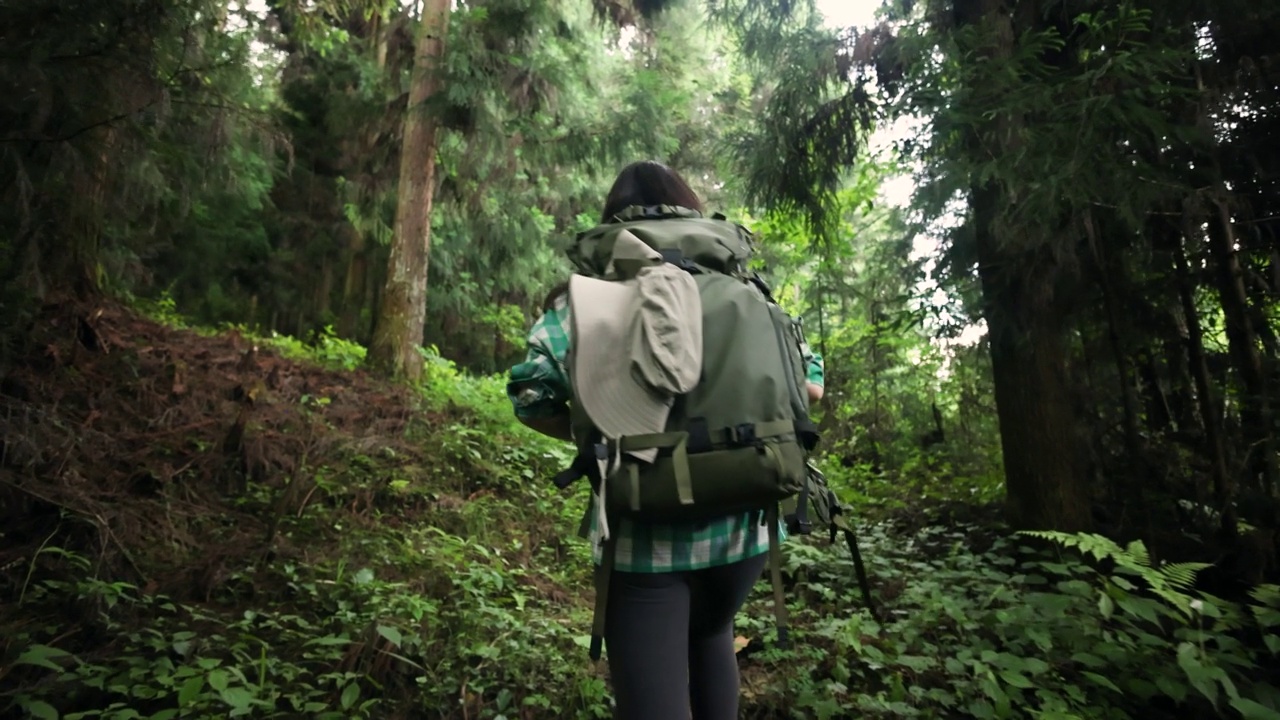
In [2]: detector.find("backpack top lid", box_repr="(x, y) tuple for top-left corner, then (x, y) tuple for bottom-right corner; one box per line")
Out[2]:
(568, 204), (755, 280)
(567, 229), (704, 461)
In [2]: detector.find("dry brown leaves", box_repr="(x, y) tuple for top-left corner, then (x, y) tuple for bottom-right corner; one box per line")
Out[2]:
(0, 297), (444, 600)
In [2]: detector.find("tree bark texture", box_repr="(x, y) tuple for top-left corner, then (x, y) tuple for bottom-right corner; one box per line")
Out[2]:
(368, 0), (451, 380)
(973, 186), (1091, 532)
(956, 0), (1091, 531)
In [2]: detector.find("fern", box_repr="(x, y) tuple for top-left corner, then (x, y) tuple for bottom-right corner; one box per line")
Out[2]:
(1020, 531), (1212, 618)
(1020, 531), (1121, 563)
(1160, 562), (1207, 592)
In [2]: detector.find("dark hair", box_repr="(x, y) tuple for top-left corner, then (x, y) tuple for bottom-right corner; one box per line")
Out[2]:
(538, 162), (700, 313)
(600, 160), (703, 223)
(542, 280), (569, 312)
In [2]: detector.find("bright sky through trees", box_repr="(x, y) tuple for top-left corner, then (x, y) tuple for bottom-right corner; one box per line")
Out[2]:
(814, 0), (917, 211)
(811, 1), (981, 347)
(814, 0), (880, 29)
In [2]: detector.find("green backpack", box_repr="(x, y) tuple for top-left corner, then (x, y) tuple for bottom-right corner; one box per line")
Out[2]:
(552, 205), (820, 660)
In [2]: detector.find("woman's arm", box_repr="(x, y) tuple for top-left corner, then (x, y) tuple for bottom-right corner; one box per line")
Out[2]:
(507, 296), (575, 440)
(806, 382), (824, 403)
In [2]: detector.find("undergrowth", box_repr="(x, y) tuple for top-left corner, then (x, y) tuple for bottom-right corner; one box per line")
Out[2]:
(3, 303), (1279, 719)
(737, 523), (1280, 719)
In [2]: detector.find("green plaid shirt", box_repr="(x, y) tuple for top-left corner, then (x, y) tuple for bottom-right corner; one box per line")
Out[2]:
(508, 293), (825, 572)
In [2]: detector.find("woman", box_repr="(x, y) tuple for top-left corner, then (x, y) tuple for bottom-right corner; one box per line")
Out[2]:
(506, 161), (824, 720)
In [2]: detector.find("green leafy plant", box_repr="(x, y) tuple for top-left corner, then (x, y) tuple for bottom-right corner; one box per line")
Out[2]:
(1020, 531), (1211, 616)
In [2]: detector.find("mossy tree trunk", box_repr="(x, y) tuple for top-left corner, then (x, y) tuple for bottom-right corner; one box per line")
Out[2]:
(368, 0), (450, 381)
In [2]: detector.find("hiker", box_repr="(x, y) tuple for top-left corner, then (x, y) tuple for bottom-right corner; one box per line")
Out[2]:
(507, 160), (824, 720)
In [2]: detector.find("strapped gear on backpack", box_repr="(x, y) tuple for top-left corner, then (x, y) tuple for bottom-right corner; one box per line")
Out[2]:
(554, 204), (821, 660)
(785, 463), (877, 616)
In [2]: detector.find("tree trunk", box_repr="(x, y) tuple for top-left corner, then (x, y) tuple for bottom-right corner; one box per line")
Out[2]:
(337, 224), (367, 339)
(956, 0), (1090, 531)
(973, 187), (1091, 532)
(65, 125), (116, 297)
(1206, 193), (1279, 515)
(1172, 213), (1234, 534)
(338, 7), (389, 342)
(1085, 210), (1142, 458)
(367, 0), (451, 380)
(1138, 351), (1174, 434)
(316, 258), (333, 328)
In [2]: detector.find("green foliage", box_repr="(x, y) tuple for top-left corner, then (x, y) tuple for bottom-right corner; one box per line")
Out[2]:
(748, 157), (1003, 489)
(10, 564), (383, 718)
(5, 541), (607, 719)
(1020, 532), (1212, 617)
(743, 524), (1280, 719)
(708, 0), (872, 237)
(1014, 532), (1280, 718)
(135, 291), (188, 329)
(0, 0), (282, 298)
(420, 0), (763, 371)
(883, 2), (1199, 238)
(264, 325), (368, 371)
(5, 311), (1279, 720)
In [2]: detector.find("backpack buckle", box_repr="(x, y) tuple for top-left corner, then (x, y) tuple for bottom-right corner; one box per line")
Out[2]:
(731, 423), (758, 446)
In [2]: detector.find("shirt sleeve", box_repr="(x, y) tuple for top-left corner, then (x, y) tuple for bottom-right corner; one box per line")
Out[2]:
(800, 336), (824, 387)
(507, 296), (573, 419)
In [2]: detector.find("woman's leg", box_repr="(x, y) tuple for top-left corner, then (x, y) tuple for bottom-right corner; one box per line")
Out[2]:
(687, 553), (768, 720)
(604, 570), (692, 720)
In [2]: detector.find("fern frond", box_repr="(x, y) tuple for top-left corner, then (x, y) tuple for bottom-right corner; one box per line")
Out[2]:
(1019, 531), (1123, 563)
(1248, 584), (1280, 609)
(1018, 530), (1212, 619)
(1160, 562), (1211, 591)
(1124, 540), (1150, 567)
(1152, 587), (1193, 616)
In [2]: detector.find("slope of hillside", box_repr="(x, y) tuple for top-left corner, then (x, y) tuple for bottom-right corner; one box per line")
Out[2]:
(0, 298), (609, 718)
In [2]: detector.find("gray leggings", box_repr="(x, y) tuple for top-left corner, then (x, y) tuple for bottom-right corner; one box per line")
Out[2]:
(604, 552), (769, 720)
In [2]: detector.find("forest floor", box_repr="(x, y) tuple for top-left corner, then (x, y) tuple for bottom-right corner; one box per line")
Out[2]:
(1, 299), (1277, 719)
